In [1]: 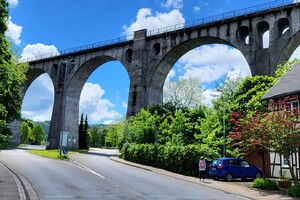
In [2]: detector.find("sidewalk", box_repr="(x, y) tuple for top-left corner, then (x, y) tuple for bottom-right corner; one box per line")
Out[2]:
(110, 156), (297, 200)
(0, 160), (38, 200)
(0, 160), (23, 200)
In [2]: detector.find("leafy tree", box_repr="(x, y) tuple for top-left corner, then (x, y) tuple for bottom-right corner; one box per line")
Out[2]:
(231, 76), (276, 113)
(89, 125), (100, 147)
(30, 124), (46, 144)
(206, 74), (244, 157)
(125, 109), (161, 144)
(20, 121), (31, 144)
(164, 77), (203, 110)
(105, 123), (124, 148)
(0, 0), (28, 148)
(230, 97), (300, 184)
(275, 59), (297, 79)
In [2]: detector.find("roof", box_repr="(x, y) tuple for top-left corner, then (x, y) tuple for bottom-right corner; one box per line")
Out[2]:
(262, 60), (300, 100)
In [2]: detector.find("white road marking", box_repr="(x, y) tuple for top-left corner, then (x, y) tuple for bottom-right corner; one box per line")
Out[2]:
(62, 160), (105, 179)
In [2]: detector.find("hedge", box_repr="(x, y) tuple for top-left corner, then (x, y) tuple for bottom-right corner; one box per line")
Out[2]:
(120, 142), (220, 177)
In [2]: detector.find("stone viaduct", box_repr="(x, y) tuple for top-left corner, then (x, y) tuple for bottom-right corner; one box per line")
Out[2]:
(12, 0), (300, 149)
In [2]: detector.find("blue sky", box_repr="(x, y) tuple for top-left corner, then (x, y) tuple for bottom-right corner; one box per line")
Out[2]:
(6, 0), (300, 124)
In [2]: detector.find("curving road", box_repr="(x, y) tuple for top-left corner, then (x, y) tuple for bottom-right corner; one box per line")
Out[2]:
(0, 147), (247, 200)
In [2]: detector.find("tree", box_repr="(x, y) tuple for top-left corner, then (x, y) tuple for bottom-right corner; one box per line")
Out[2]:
(30, 124), (46, 144)
(79, 113), (88, 149)
(125, 109), (160, 144)
(105, 123), (124, 148)
(231, 76), (275, 114)
(230, 97), (300, 184)
(0, 0), (28, 148)
(20, 121), (31, 144)
(163, 77), (203, 110)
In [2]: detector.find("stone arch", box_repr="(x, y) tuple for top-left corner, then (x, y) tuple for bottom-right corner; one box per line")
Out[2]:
(22, 68), (49, 97)
(64, 55), (129, 148)
(256, 21), (269, 49)
(147, 36), (248, 106)
(18, 68), (55, 145)
(237, 26), (250, 44)
(277, 28), (300, 65)
(277, 18), (289, 36)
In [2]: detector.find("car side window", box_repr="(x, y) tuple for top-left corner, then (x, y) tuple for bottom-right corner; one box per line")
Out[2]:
(228, 160), (239, 166)
(240, 161), (250, 167)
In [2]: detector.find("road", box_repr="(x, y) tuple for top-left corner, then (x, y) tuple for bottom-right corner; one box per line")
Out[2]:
(0, 147), (247, 200)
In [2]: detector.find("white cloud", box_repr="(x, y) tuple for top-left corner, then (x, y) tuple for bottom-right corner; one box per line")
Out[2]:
(177, 44), (251, 82)
(122, 101), (128, 108)
(161, 0), (183, 9)
(7, 0), (18, 7)
(122, 8), (185, 37)
(6, 17), (22, 44)
(21, 43), (59, 60)
(103, 120), (114, 125)
(79, 83), (120, 123)
(202, 89), (219, 106)
(194, 6), (200, 12)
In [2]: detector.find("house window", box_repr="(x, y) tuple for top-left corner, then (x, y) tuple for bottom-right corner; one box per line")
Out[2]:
(281, 155), (291, 168)
(286, 100), (299, 111)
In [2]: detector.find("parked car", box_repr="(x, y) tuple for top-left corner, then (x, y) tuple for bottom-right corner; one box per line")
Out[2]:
(209, 158), (263, 181)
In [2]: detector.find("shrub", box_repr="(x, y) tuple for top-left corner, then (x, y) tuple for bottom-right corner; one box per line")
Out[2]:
(287, 184), (300, 197)
(120, 142), (220, 177)
(251, 178), (280, 190)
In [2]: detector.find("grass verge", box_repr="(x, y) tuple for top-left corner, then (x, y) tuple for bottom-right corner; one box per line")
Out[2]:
(27, 149), (88, 160)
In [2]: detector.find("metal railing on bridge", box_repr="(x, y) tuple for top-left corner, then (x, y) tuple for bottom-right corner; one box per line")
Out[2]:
(23, 0), (294, 63)
(147, 0), (293, 35)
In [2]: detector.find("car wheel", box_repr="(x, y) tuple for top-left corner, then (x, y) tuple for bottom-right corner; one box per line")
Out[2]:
(254, 173), (262, 179)
(225, 173), (233, 182)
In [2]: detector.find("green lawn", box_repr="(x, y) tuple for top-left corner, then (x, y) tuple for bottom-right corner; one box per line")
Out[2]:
(27, 149), (87, 160)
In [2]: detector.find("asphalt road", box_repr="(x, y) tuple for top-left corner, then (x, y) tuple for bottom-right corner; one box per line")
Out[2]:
(0, 147), (247, 200)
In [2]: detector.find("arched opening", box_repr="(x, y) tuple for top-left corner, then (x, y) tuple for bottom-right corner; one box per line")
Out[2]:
(278, 18), (289, 36)
(79, 60), (129, 125)
(21, 73), (54, 143)
(148, 37), (251, 108)
(153, 42), (161, 55)
(163, 44), (251, 107)
(256, 21), (270, 49)
(125, 48), (133, 63)
(238, 26), (250, 45)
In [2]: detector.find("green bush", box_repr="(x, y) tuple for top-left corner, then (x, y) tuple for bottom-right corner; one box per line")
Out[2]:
(287, 184), (300, 197)
(251, 178), (280, 190)
(120, 142), (220, 177)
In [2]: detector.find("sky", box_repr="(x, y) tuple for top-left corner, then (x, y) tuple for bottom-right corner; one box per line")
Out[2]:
(5, 0), (300, 124)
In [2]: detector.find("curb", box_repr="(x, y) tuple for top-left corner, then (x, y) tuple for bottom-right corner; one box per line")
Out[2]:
(0, 160), (39, 200)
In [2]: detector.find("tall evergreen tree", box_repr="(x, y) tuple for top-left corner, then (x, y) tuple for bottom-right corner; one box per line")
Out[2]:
(78, 113), (84, 149)
(83, 114), (88, 149)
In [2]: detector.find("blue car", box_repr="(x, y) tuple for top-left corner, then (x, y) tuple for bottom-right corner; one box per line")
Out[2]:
(209, 158), (263, 181)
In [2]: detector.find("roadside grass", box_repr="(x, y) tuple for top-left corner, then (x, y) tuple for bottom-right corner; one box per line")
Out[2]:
(27, 149), (88, 160)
